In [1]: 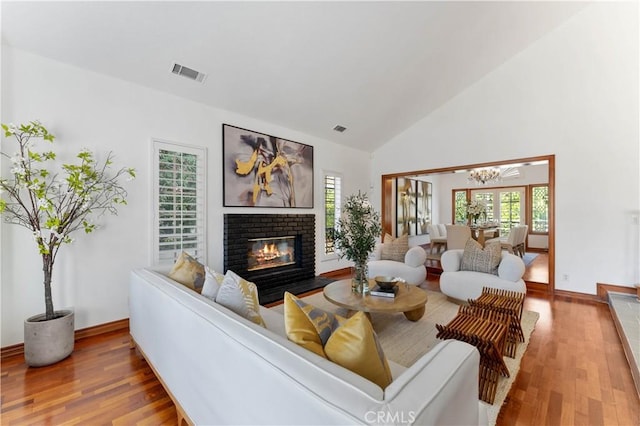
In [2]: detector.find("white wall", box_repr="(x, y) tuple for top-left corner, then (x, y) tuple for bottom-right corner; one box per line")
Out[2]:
(0, 47), (371, 346)
(373, 2), (639, 294)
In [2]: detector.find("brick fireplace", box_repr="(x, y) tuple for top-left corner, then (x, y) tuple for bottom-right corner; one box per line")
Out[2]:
(224, 213), (319, 303)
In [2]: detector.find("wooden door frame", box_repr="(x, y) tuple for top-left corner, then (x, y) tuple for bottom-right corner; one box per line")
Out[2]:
(380, 154), (555, 294)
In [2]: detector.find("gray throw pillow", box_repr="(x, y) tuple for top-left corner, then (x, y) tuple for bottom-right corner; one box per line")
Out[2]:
(460, 239), (501, 275)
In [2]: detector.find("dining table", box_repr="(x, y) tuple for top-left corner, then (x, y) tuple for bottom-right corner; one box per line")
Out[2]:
(470, 226), (500, 247)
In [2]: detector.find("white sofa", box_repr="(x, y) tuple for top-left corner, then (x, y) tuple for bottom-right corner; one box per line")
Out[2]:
(130, 268), (488, 425)
(439, 249), (526, 302)
(367, 245), (427, 285)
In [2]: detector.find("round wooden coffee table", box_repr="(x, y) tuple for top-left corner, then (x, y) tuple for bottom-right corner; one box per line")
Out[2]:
(323, 279), (428, 322)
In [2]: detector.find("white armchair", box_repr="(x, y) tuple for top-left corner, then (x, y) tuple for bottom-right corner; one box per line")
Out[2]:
(439, 249), (526, 301)
(367, 244), (427, 286)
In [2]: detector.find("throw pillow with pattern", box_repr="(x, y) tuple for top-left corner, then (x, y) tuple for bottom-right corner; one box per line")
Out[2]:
(215, 270), (266, 327)
(168, 251), (206, 293)
(380, 233), (409, 262)
(201, 266), (225, 300)
(283, 292), (345, 357)
(460, 239), (501, 275)
(283, 292), (393, 389)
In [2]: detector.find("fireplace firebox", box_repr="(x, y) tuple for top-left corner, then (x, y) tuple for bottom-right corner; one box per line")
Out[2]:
(247, 236), (297, 271)
(224, 214), (316, 302)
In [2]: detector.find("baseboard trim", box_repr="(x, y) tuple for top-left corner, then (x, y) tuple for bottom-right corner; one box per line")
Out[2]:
(1, 318), (129, 361)
(529, 283), (637, 304)
(75, 318), (129, 340)
(597, 282), (637, 301)
(1, 343), (24, 359)
(525, 281), (550, 295)
(554, 289), (601, 303)
(320, 267), (351, 278)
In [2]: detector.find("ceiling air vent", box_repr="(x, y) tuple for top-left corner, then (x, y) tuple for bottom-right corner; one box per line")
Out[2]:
(171, 63), (206, 83)
(333, 125), (347, 133)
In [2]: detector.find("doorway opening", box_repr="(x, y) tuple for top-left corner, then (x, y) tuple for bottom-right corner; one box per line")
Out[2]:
(380, 154), (554, 294)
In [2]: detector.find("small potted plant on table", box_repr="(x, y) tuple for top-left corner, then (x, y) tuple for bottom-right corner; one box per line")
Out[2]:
(333, 191), (382, 294)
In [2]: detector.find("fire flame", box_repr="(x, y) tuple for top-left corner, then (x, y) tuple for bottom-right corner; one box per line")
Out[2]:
(248, 239), (296, 272)
(260, 243), (279, 261)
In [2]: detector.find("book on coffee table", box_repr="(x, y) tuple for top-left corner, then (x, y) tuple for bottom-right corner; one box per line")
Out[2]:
(370, 285), (398, 298)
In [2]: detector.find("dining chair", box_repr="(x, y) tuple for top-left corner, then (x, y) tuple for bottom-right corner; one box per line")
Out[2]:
(428, 224), (448, 254)
(514, 225), (528, 257)
(487, 225), (526, 256)
(445, 225), (472, 250)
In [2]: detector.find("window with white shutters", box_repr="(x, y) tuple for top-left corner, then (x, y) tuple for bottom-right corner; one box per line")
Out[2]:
(324, 173), (342, 257)
(152, 141), (206, 265)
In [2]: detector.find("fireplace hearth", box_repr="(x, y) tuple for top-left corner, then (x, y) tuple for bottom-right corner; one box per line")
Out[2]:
(224, 214), (317, 303)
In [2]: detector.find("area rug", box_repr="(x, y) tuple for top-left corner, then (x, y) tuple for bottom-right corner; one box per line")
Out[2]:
(522, 252), (539, 266)
(270, 290), (539, 426)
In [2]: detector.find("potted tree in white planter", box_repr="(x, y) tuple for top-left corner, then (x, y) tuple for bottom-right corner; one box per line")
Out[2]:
(0, 120), (135, 367)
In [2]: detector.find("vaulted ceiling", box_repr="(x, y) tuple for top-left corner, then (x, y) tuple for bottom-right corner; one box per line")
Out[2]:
(1, 1), (588, 152)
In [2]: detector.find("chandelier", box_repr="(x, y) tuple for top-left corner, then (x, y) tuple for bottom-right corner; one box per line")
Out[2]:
(468, 168), (501, 185)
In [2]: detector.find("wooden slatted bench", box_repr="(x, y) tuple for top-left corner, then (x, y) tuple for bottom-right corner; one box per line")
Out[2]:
(468, 287), (526, 358)
(436, 306), (510, 404)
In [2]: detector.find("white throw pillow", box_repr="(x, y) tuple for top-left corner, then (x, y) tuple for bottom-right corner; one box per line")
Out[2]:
(201, 266), (224, 300)
(215, 270), (265, 327)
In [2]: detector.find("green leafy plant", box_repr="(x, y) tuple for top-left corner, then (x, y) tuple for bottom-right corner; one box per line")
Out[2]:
(0, 120), (135, 321)
(333, 191), (382, 266)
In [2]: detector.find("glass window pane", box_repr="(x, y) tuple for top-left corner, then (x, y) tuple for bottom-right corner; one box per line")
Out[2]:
(324, 174), (341, 255)
(454, 190), (468, 224)
(155, 143), (206, 264)
(531, 185), (549, 233)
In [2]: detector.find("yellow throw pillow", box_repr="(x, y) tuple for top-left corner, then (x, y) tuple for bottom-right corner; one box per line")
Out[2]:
(325, 311), (393, 389)
(283, 292), (344, 357)
(216, 270), (266, 327)
(168, 252), (205, 293)
(381, 233), (409, 262)
(283, 292), (392, 389)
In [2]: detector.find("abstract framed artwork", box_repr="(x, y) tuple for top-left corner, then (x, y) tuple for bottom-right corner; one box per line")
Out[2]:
(416, 181), (432, 235)
(396, 178), (417, 236)
(222, 124), (314, 208)
(396, 178), (432, 236)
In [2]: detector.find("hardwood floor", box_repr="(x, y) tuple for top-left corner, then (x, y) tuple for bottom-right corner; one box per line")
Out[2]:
(1, 331), (177, 425)
(2, 275), (639, 425)
(499, 294), (639, 425)
(522, 252), (548, 284)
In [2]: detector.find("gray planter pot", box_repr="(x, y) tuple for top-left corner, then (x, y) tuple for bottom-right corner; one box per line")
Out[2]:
(24, 310), (74, 367)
